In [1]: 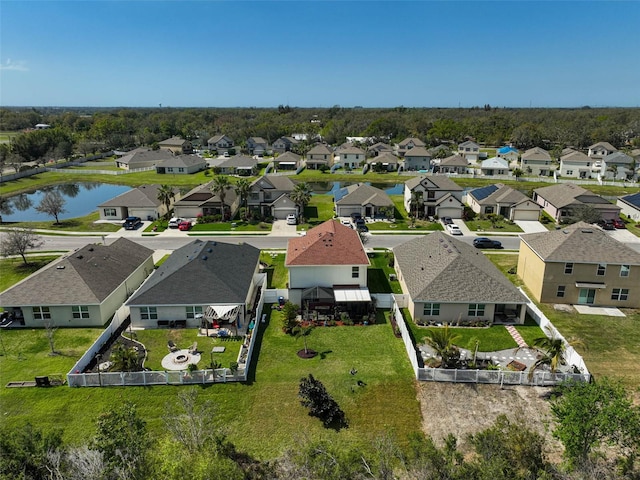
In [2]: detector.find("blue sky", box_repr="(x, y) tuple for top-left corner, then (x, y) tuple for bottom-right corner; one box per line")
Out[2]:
(1, 1), (639, 107)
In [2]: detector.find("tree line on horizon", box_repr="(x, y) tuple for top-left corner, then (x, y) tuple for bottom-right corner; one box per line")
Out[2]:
(1, 106), (639, 167)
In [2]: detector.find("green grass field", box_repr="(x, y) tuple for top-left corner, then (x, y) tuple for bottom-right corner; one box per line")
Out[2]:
(464, 218), (523, 233)
(0, 307), (421, 458)
(2, 211), (120, 232)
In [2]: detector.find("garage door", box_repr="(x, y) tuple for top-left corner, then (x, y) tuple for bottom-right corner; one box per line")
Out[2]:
(272, 207), (297, 220)
(437, 206), (463, 219)
(512, 209), (540, 221)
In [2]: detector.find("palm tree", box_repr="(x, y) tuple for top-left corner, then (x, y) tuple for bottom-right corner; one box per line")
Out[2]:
(424, 324), (461, 367)
(157, 184), (175, 219)
(234, 178), (251, 219)
(528, 328), (586, 380)
(290, 182), (312, 221)
(292, 324), (314, 354)
(210, 175), (231, 220)
(110, 344), (140, 372)
(512, 168), (524, 181)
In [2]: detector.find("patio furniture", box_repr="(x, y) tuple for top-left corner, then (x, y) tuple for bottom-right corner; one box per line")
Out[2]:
(188, 342), (198, 354)
(168, 340), (178, 352)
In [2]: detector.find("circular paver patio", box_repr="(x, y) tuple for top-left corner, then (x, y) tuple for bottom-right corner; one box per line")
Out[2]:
(161, 349), (201, 371)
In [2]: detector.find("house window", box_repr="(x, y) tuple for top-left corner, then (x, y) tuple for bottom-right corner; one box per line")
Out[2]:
(611, 288), (629, 301)
(620, 265), (630, 277)
(468, 304), (485, 317)
(33, 306), (51, 320)
(566, 170), (573, 175)
(72, 306), (90, 319)
(140, 307), (158, 320)
(423, 303), (440, 316)
(426, 191), (435, 199)
(485, 206), (494, 214)
(597, 264), (606, 276)
(352, 266), (359, 278)
(167, 167), (173, 173)
(564, 263), (574, 274)
(103, 208), (117, 217)
(178, 168), (184, 172)
(556, 286), (566, 298)
(186, 306), (203, 319)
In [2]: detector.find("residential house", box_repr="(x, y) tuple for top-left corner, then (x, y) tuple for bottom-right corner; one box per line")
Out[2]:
(457, 140), (481, 163)
(366, 152), (399, 172)
(273, 151), (302, 171)
(467, 184), (542, 221)
(601, 151), (634, 180)
(559, 150), (593, 179)
(248, 175), (297, 220)
(337, 145), (365, 169)
(207, 134), (234, 153)
(217, 155), (258, 176)
(533, 183), (621, 222)
(305, 144), (334, 169)
(497, 146), (519, 164)
(127, 240), (261, 329)
(0, 238), (154, 327)
(35, 123), (51, 130)
(173, 181), (239, 220)
(334, 183), (394, 219)
(521, 147), (553, 176)
(367, 142), (393, 157)
(246, 137), (268, 156)
(518, 222), (640, 307)
(617, 192), (640, 221)
(115, 147), (173, 170)
(480, 157), (509, 176)
(437, 154), (468, 174)
(155, 154), (207, 175)
(402, 146), (432, 171)
(587, 141), (617, 159)
(285, 220), (371, 316)
(272, 136), (299, 154)
(158, 136), (193, 154)
(98, 184), (179, 221)
(404, 175), (464, 219)
(393, 233), (527, 325)
(396, 137), (426, 157)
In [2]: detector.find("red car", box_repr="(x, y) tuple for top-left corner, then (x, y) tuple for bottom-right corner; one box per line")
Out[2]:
(612, 218), (626, 229)
(178, 220), (192, 231)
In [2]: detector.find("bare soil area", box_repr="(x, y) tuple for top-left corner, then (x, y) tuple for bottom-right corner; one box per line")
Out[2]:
(416, 382), (564, 461)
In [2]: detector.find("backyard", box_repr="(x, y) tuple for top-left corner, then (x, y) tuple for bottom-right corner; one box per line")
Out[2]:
(0, 255), (62, 292)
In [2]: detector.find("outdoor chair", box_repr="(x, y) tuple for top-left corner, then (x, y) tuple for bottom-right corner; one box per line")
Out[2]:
(168, 340), (178, 352)
(189, 342), (198, 354)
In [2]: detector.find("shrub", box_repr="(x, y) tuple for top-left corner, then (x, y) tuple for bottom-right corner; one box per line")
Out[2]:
(298, 374), (348, 429)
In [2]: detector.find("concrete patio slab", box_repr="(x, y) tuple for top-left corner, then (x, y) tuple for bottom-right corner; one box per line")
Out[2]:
(572, 305), (626, 316)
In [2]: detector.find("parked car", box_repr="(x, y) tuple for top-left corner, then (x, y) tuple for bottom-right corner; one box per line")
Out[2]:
(350, 212), (362, 222)
(340, 218), (352, 228)
(597, 219), (615, 230)
(612, 218), (626, 229)
(178, 220), (192, 231)
(168, 217), (183, 228)
(442, 216), (453, 225)
(446, 224), (463, 235)
(356, 223), (369, 233)
(473, 237), (503, 249)
(123, 216), (142, 230)
(286, 214), (297, 225)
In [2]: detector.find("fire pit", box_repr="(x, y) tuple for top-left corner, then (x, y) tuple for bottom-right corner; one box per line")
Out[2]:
(175, 354), (189, 363)
(161, 349), (201, 371)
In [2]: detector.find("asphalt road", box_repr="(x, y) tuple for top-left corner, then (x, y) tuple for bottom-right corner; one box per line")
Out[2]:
(31, 233), (526, 252)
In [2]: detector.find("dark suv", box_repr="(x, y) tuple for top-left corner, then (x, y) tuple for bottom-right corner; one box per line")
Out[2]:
(597, 219), (614, 230)
(123, 216), (142, 230)
(473, 237), (503, 249)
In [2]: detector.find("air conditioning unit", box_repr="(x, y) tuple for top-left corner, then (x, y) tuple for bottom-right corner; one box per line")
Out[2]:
(389, 274), (397, 281)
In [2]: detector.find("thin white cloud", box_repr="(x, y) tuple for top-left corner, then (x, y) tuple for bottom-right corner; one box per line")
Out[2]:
(0, 59), (29, 72)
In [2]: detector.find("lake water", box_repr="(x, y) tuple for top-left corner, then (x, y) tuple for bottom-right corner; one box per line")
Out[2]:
(2, 183), (131, 222)
(308, 181), (404, 195)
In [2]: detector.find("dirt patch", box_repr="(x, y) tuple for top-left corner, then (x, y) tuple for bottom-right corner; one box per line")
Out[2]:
(416, 382), (563, 461)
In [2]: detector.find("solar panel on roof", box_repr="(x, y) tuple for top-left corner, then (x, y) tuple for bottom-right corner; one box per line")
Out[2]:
(470, 184), (498, 201)
(333, 187), (350, 202)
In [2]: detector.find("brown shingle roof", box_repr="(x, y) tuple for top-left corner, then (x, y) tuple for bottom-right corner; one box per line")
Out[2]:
(286, 220), (370, 266)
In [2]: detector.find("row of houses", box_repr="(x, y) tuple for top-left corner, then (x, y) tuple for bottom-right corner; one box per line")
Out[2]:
(2, 217), (637, 332)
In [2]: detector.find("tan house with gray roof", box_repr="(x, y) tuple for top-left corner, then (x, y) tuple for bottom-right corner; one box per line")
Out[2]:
(248, 175), (298, 220)
(518, 222), (640, 307)
(0, 238), (154, 327)
(273, 151), (302, 170)
(559, 150), (593, 179)
(521, 147), (553, 176)
(155, 154), (207, 175)
(334, 183), (394, 218)
(394, 233), (527, 325)
(467, 184), (542, 221)
(404, 175), (464, 219)
(588, 141), (617, 159)
(366, 152), (399, 172)
(533, 183), (621, 222)
(158, 136), (193, 154)
(305, 144), (334, 169)
(437, 154), (468, 174)
(98, 184), (180, 221)
(402, 146), (432, 171)
(396, 137), (426, 157)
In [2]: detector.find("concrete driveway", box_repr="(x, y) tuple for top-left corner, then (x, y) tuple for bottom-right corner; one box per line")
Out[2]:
(514, 220), (548, 233)
(270, 219), (297, 236)
(606, 227), (640, 244)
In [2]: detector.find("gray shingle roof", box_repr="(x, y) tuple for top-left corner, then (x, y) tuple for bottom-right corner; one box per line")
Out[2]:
(307, 144), (333, 156)
(0, 238), (153, 306)
(604, 151), (633, 165)
(158, 154), (206, 169)
(404, 146), (431, 157)
(127, 240), (260, 306)
(440, 154), (468, 166)
(520, 222), (640, 264)
(274, 151), (301, 163)
(98, 184), (166, 208)
(116, 148), (174, 166)
(393, 232), (526, 304)
(561, 150), (591, 163)
(470, 184), (531, 206)
(367, 152), (399, 165)
(588, 141), (617, 151)
(398, 137), (426, 148)
(522, 147), (551, 161)
(404, 175), (463, 191)
(534, 183), (588, 208)
(218, 155), (258, 168)
(251, 175), (295, 192)
(335, 183), (393, 207)
(159, 136), (189, 146)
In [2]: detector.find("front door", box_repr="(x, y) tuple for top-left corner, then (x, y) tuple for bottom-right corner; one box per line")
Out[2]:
(578, 289), (596, 305)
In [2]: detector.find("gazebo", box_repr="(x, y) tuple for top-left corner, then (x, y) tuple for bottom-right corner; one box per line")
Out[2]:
(200, 304), (243, 336)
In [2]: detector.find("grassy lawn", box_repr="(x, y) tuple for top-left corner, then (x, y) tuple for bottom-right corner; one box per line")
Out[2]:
(620, 213), (640, 238)
(190, 220), (272, 232)
(0, 308), (421, 459)
(67, 163), (122, 171)
(367, 251), (402, 294)
(133, 328), (243, 371)
(0, 255), (62, 292)
(368, 196), (443, 231)
(3, 211), (121, 233)
(259, 252), (287, 288)
(300, 194), (336, 228)
(464, 217), (523, 233)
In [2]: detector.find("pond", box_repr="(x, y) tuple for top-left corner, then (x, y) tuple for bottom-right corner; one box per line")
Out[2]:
(307, 181), (405, 195)
(1, 183), (131, 222)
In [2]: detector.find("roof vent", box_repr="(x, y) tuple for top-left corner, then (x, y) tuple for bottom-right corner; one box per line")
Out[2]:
(88, 247), (94, 251)
(76, 255), (83, 259)
(202, 256), (208, 260)
(212, 242), (217, 246)
(581, 229), (593, 233)
(56, 265), (65, 270)
(208, 248), (213, 253)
